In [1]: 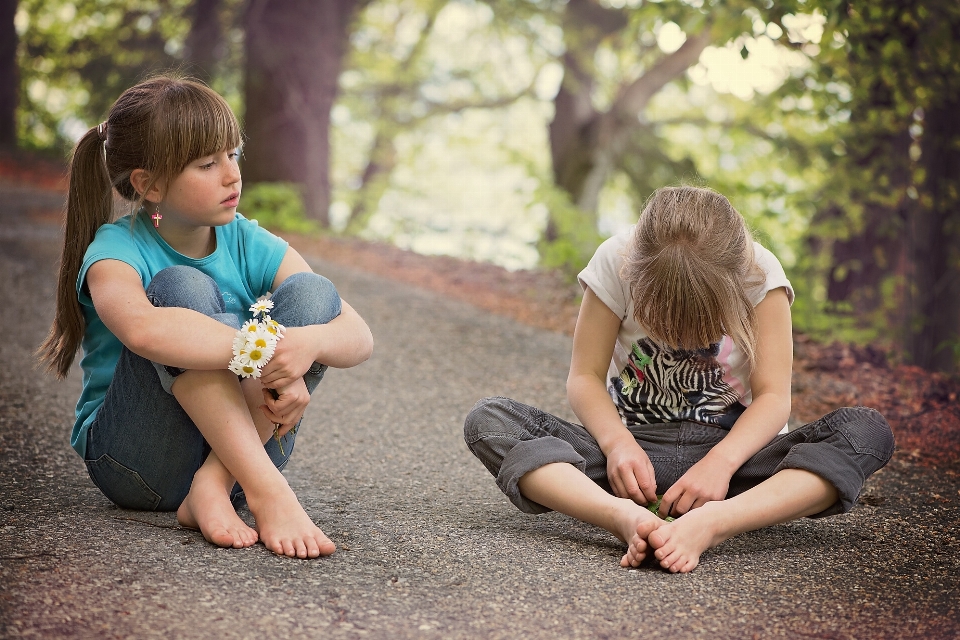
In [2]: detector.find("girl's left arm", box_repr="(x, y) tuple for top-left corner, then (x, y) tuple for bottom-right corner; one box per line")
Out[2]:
(658, 287), (793, 518)
(257, 247), (374, 389)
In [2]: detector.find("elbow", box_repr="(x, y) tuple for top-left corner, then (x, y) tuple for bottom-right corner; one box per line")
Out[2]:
(358, 329), (374, 363)
(565, 373), (582, 407)
(753, 390), (791, 427)
(118, 324), (153, 359)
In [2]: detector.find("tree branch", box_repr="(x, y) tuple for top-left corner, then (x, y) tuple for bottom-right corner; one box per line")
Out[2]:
(612, 28), (712, 118)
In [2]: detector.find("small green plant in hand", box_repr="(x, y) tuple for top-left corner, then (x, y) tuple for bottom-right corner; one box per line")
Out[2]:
(646, 495), (675, 522)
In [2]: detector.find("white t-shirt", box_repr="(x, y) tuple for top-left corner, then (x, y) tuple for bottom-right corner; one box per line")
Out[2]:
(578, 228), (794, 430)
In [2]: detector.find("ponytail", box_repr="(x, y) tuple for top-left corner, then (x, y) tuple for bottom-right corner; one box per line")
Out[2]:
(36, 74), (242, 379)
(37, 127), (114, 378)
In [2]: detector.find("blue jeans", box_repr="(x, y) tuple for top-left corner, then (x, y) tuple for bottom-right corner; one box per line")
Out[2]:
(84, 266), (342, 511)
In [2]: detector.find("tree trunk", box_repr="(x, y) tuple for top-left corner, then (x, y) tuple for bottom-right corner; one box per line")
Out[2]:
(184, 0), (224, 84)
(547, 0), (709, 239)
(546, 0), (625, 239)
(0, 0), (18, 149)
(826, 130), (912, 318)
(243, 0), (364, 226)
(906, 99), (960, 372)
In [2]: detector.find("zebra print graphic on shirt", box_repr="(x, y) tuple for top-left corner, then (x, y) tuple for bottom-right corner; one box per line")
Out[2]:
(610, 337), (746, 429)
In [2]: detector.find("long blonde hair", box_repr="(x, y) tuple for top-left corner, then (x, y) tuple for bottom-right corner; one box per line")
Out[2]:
(621, 186), (766, 369)
(38, 75), (242, 379)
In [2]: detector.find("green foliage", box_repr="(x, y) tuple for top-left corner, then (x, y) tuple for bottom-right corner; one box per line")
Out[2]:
(16, 0), (190, 150)
(535, 179), (603, 279)
(15, 0), (246, 151)
(335, 0), (546, 235)
(801, 0), (960, 370)
(16, 0), (956, 370)
(240, 183), (320, 235)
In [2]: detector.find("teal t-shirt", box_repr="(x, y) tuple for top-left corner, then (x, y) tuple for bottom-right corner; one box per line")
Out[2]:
(71, 212), (288, 458)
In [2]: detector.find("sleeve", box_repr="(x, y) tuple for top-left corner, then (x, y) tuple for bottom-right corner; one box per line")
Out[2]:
(76, 223), (149, 306)
(750, 242), (795, 307)
(577, 230), (632, 320)
(234, 214), (289, 297)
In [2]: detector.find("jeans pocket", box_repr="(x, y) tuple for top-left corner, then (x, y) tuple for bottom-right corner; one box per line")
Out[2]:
(827, 407), (895, 461)
(85, 455), (162, 511)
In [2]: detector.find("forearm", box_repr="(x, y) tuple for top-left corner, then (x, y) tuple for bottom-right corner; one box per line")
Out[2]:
(700, 391), (791, 475)
(124, 306), (236, 370)
(567, 373), (632, 454)
(293, 305), (373, 369)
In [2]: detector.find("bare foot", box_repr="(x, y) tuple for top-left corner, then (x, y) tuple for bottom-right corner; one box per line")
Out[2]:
(246, 482), (336, 559)
(177, 471), (258, 549)
(647, 501), (727, 573)
(610, 499), (666, 568)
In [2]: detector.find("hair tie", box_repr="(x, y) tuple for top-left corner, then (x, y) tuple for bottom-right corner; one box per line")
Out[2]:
(96, 121), (107, 141)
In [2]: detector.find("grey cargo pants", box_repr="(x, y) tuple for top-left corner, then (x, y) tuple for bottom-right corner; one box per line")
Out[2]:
(464, 397), (894, 517)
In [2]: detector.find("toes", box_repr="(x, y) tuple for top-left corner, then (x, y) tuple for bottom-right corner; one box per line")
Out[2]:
(317, 535), (336, 556)
(636, 519), (661, 539)
(648, 529), (668, 550)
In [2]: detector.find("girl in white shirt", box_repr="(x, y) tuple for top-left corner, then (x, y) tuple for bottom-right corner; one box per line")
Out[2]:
(465, 185), (893, 573)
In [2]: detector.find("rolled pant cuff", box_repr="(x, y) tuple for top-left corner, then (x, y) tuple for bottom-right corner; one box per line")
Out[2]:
(497, 436), (586, 514)
(775, 443), (864, 518)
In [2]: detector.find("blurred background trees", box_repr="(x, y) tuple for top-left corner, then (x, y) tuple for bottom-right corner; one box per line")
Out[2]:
(5, 0), (960, 373)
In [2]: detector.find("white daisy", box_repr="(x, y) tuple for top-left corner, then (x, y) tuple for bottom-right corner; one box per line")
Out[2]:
(249, 297), (275, 316)
(232, 332), (250, 356)
(229, 359), (259, 378)
(240, 319), (260, 335)
(249, 331), (277, 359)
(246, 345), (270, 368)
(263, 317), (285, 337)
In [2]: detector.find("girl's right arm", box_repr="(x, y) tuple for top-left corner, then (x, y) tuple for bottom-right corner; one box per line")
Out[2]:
(87, 259), (237, 368)
(567, 286), (659, 506)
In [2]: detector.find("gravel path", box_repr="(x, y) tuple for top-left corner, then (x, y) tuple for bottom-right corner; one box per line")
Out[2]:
(1, 184), (958, 639)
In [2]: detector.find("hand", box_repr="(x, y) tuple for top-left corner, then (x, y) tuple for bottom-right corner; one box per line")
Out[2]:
(605, 439), (658, 505)
(659, 456), (732, 518)
(259, 377), (310, 438)
(258, 327), (320, 389)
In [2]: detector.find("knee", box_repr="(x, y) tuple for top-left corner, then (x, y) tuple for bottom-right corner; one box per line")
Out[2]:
(146, 266), (224, 314)
(271, 272), (342, 326)
(463, 396), (514, 444)
(830, 406), (896, 463)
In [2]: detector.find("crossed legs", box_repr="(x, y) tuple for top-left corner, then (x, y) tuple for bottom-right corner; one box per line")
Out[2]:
(465, 398), (893, 574)
(173, 369), (335, 558)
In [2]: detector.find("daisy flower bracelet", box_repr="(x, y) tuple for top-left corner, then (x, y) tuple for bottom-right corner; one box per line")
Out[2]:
(228, 295), (285, 379)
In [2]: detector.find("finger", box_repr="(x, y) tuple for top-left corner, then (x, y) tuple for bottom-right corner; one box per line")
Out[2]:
(658, 490), (677, 518)
(619, 467), (644, 503)
(609, 473), (626, 499)
(259, 404), (282, 424)
(627, 472), (651, 505)
(641, 460), (659, 504)
(636, 469), (658, 505)
(675, 492), (696, 516)
(266, 377), (296, 391)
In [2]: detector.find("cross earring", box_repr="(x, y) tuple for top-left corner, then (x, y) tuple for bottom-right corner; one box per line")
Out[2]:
(151, 204), (162, 228)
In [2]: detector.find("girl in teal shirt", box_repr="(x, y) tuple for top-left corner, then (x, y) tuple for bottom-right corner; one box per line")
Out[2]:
(39, 75), (373, 559)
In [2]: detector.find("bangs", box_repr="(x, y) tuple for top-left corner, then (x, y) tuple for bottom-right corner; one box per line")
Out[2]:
(632, 247), (730, 350)
(151, 81), (242, 176)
